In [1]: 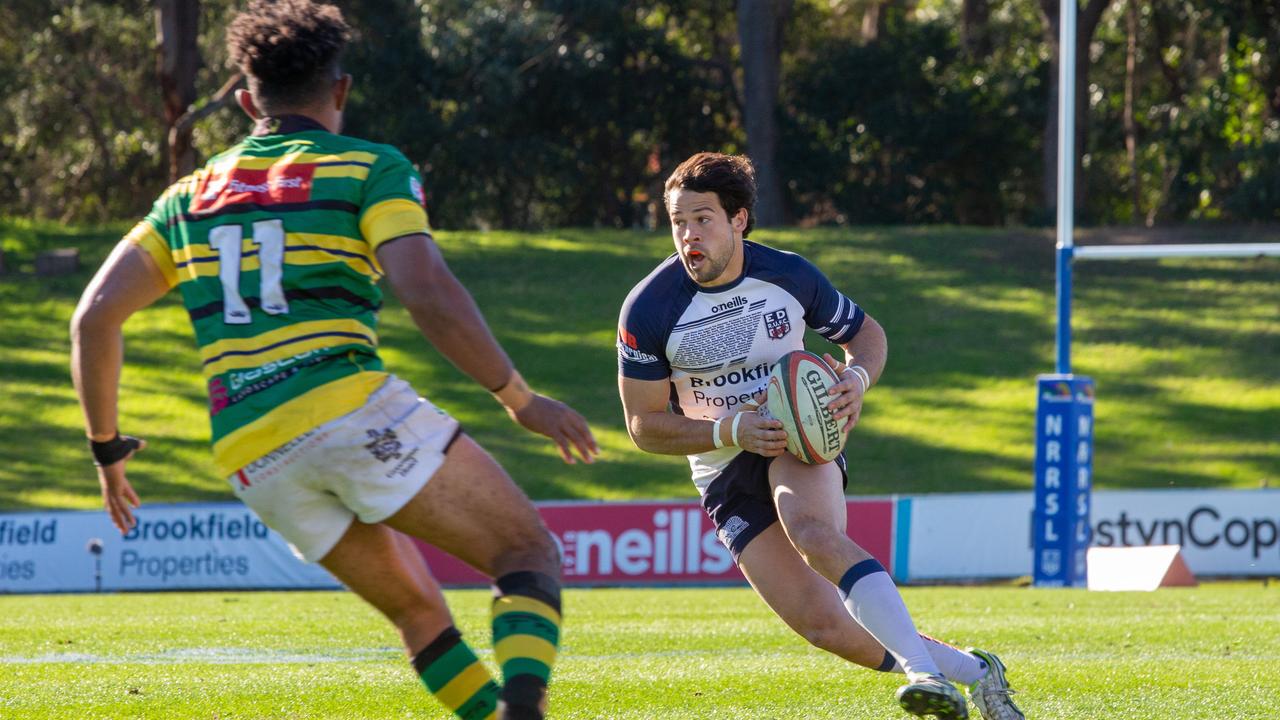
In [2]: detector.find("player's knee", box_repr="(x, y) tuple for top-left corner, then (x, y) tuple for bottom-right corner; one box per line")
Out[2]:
(494, 524), (561, 579)
(786, 519), (844, 565)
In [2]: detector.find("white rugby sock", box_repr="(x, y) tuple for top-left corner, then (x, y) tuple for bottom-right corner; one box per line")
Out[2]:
(838, 559), (940, 678)
(880, 636), (987, 684)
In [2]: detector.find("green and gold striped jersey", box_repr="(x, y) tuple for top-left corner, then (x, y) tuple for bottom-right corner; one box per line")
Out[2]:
(126, 116), (429, 476)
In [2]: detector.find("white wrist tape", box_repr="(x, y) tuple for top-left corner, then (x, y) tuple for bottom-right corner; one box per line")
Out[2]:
(849, 365), (871, 393)
(730, 412), (745, 447)
(711, 418), (725, 449)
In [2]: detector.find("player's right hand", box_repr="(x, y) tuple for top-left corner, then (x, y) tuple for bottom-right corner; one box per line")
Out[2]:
(735, 407), (789, 457)
(97, 439), (145, 534)
(510, 394), (600, 465)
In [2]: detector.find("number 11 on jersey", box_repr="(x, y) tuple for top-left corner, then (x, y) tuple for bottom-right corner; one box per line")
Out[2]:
(209, 218), (290, 324)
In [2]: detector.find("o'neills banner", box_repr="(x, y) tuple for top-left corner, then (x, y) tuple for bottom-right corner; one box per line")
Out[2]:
(408, 500), (895, 586)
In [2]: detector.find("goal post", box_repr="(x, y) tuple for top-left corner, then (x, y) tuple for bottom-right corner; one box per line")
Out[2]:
(1031, 0), (1280, 588)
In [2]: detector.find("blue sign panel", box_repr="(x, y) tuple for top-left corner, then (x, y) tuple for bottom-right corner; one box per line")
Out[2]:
(1032, 375), (1095, 587)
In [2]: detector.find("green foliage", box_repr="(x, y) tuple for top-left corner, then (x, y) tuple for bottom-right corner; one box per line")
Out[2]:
(1, 583), (1277, 718)
(4, 1), (1280, 226)
(781, 20), (1044, 225)
(343, 0), (733, 229)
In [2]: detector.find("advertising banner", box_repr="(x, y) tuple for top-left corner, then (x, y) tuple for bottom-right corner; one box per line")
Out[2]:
(408, 499), (896, 585)
(0, 499), (895, 593)
(903, 488), (1280, 581)
(1032, 375), (1095, 587)
(0, 503), (338, 593)
(5, 488), (1274, 593)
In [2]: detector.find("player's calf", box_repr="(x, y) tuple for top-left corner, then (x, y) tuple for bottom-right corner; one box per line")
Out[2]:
(492, 571), (562, 720)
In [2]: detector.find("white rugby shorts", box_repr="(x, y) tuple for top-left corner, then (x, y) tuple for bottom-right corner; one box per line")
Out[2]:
(227, 375), (460, 562)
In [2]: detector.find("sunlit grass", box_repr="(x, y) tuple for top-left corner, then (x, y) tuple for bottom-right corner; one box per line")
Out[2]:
(0, 583), (1276, 718)
(1, 220), (1276, 510)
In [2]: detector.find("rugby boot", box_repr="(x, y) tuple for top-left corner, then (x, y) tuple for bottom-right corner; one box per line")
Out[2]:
(896, 673), (969, 719)
(966, 649), (1025, 720)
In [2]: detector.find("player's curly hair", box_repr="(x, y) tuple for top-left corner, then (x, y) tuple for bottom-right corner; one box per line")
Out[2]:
(664, 152), (757, 238)
(227, 0), (350, 110)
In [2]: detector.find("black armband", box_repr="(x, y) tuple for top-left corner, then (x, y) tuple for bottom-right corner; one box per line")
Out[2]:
(89, 433), (141, 467)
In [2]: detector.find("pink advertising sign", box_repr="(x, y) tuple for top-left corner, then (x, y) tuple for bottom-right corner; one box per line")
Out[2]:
(409, 499), (894, 586)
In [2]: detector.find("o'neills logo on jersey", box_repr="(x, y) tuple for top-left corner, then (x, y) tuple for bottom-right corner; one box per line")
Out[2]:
(189, 163), (316, 213)
(710, 296), (749, 314)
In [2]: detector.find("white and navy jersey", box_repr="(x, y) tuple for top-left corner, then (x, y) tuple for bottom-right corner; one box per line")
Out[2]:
(617, 240), (864, 493)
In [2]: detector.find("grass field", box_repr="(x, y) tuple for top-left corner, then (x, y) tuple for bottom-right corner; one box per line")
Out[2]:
(1, 218), (1277, 511)
(1, 582), (1277, 719)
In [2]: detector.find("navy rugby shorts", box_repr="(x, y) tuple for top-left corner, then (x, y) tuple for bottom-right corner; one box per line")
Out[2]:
(700, 450), (848, 562)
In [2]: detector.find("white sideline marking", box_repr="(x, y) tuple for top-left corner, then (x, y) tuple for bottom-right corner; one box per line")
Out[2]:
(0, 646), (805, 666)
(0, 647), (402, 665)
(5, 646), (1279, 667)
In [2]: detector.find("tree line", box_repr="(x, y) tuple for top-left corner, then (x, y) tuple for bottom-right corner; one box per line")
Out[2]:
(2, 0), (1277, 229)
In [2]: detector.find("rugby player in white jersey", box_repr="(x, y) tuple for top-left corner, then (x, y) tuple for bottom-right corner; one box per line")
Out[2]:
(617, 152), (1024, 720)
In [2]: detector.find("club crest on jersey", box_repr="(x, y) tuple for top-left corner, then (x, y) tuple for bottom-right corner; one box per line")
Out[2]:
(364, 428), (403, 463)
(763, 308), (791, 339)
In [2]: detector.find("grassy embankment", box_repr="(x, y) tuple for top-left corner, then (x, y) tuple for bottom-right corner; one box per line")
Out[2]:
(1, 218), (1276, 510)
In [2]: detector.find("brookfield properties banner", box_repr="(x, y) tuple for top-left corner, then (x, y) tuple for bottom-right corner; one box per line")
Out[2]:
(0, 503), (339, 593)
(2, 489), (1277, 593)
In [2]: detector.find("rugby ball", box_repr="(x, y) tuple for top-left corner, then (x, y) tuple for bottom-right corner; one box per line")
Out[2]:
(765, 350), (846, 464)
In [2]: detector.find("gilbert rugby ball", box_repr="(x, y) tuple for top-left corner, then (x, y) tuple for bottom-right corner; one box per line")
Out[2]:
(765, 350), (846, 464)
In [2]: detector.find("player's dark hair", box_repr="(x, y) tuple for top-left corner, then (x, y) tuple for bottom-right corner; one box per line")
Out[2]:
(227, 0), (350, 111)
(664, 152), (757, 238)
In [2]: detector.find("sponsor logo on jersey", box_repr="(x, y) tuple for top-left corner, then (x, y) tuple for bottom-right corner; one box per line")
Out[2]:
(409, 176), (426, 206)
(189, 162), (316, 213)
(227, 350), (324, 391)
(688, 362), (771, 388)
(763, 308), (791, 339)
(617, 328), (660, 364)
(710, 295), (749, 314)
(209, 377), (230, 416)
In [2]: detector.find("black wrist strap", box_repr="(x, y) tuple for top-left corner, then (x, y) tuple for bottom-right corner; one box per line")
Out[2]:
(89, 433), (140, 467)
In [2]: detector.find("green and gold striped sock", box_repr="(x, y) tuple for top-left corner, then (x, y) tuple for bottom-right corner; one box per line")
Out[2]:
(491, 571), (562, 716)
(411, 626), (500, 720)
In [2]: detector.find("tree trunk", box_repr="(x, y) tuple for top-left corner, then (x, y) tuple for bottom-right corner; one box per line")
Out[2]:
(1124, 0), (1140, 223)
(1038, 0), (1115, 216)
(962, 0), (992, 58)
(156, 0), (200, 182)
(861, 1), (883, 43)
(737, 0), (792, 227)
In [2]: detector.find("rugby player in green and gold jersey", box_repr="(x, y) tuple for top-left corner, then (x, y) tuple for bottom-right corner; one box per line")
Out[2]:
(70, 3), (594, 718)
